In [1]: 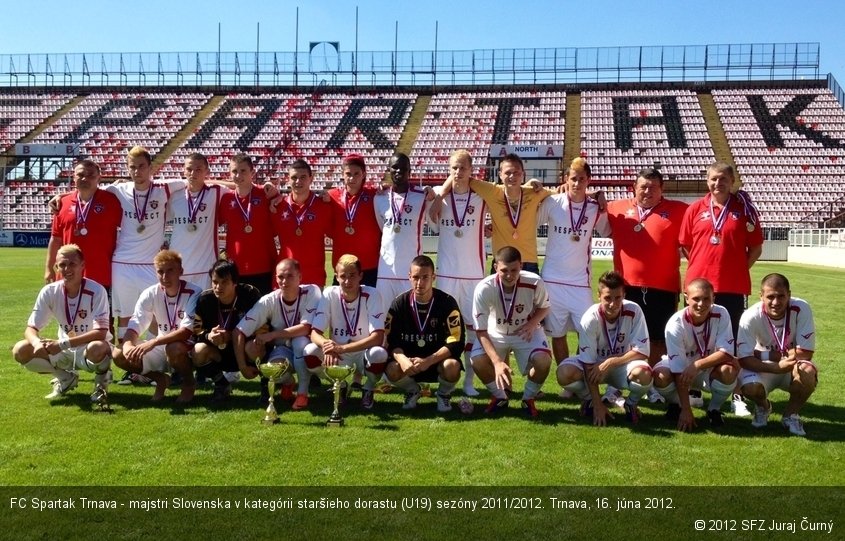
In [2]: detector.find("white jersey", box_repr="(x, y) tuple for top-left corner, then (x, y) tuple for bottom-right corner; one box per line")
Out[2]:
(27, 278), (111, 341)
(472, 270), (550, 339)
(374, 186), (428, 280)
(432, 189), (487, 280)
(237, 284), (322, 347)
(127, 280), (201, 337)
(167, 183), (225, 276)
(577, 300), (650, 364)
(538, 194), (609, 286)
(736, 298), (815, 358)
(664, 305), (734, 373)
(105, 180), (185, 264)
(311, 285), (385, 345)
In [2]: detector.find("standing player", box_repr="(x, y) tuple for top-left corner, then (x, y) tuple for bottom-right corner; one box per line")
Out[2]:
(191, 260), (262, 403)
(272, 159), (333, 288)
(384, 256), (465, 412)
(327, 154), (382, 286)
(167, 153), (225, 290)
(235, 258), (322, 409)
(736, 273), (817, 436)
(557, 271), (652, 426)
(471, 246), (553, 418)
(45, 160), (121, 295)
(304, 255), (388, 409)
(374, 152), (430, 312)
(218, 154), (277, 295)
(652, 279), (738, 430)
(537, 157), (609, 366)
(429, 149), (487, 396)
(113, 250), (201, 402)
(13, 244), (113, 401)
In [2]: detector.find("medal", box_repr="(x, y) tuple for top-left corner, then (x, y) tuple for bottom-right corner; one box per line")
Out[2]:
(234, 191), (254, 232)
(709, 194), (731, 245)
(454, 229), (463, 238)
(633, 223), (643, 232)
(244, 224), (253, 233)
(278, 287), (303, 329)
(417, 339), (426, 347)
(449, 189), (472, 237)
(571, 234), (580, 242)
(186, 185), (208, 233)
(217, 342), (226, 350)
(685, 308), (712, 359)
(187, 223), (197, 232)
(345, 225), (355, 235)
(504, 188), (523, 241)
(136, 224), (146, 233)
(342, 188), (362, 232)
(746, 222), (755, 232)
(600, 306), (622, 355)
(75, 193), (94, 238)
(164, 281), (187, 332)
(568, 195), (588, 242)
(79, 227), (88, 236)
(67, 330), (77, 338)
(133, 186), (152, 234)
(295, 227), (303, 236)
(393, 224), (401, 233)
(763, 303), (792, 356)
(286, 193), (316, 239)
(340, 290), (363, 339)
(411, 293), (434, 347)
(634, 199), (660, 234)
(63, 279), (86, 339)
(389, 188), (407, 235)
(512, 231), (519, 240)
(496, 275), (519, 328)
(710, 235), (720, 245)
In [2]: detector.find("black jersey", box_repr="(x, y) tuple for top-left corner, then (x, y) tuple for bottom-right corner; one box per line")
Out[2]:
(385, 288), (465, 360)
(192, 283), (261, 344)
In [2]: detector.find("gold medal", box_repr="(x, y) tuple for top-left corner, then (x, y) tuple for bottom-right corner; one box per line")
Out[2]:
(187, 223), (198, 232)
(244, 224), (253, 233)
(345, 225), (355, 235)
(417, 339), (426, 347)
(136, 224), (145, 233)
(295, 227), (303, 236)
(512, 231), (519, 240)
(571, 234), (580, 242)
(393, 224), (401, 233)
(67, 330), (77, 337)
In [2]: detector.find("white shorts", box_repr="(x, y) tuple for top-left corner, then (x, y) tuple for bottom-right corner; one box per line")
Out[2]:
(471, 327), (551, 376)
(112, 262), (157, 317)
(739, 361), (817, 395)
(49, 346), (98, 372)
(437, 277), (479, 330)
(561, 356), (650, 390)
(303, 343), (388, 374)
(654, 358), (711, 391)
(139, 344), (170, 374)
(543, 283), (592, 337)
(376, 278), (410, 313)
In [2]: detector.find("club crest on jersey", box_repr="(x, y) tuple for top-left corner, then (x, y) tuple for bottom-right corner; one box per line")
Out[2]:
(78, 309), (88, 320)
(177, 310), (185, 319)
(150, 200), (159, 210)
(580, 216), (589, 225)
(625, 208), (636, 217)
(281, 211), (291, 219)
(515, 304), (525, 314)
(252, 198), (262, 205)
(403, 204), (413, 213)
(617, 333), (626, 343)
(467, 205), (476, 215)
(94, 203), (104, 213)
(306, 213), (316, 221)
(199, 203), (207, 212)
(659, 211), (669, 219)
(730, 212), (739, 220)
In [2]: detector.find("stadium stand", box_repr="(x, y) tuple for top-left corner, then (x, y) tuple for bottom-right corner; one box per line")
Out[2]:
(0, 92), (75, 152)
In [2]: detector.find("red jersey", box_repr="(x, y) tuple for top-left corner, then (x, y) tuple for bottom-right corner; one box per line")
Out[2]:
(326, 186), (381, 270)
(50, 190), (122, 287)
(679, 194), (764, 295)
(607, 197), (688, 293)
(272, 192), (333, 288)
(218, 186), (277, 276)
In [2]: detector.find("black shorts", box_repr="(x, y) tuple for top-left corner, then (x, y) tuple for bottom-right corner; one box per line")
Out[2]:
(624, 286), (679, 342)
(240, 272), (274, 296)
(714, 292), (746, 338)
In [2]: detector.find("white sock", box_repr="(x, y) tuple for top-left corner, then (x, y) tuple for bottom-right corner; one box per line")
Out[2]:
(437, 377), (456, 397)
(709, 379), (735, 411)
(523, 379), (542, 400)
(563, 378), (589, 400)
(485, 381), (507, 400)
(390, 375), (421, 394)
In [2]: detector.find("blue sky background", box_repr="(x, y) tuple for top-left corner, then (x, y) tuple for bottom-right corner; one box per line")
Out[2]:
(2, 1), (842, 81)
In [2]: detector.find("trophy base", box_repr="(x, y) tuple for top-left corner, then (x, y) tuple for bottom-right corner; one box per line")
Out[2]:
(326, 415), (345, 428)
(262, 416), (281, 425)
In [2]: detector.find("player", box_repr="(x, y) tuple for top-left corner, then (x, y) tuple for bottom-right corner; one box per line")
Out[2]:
(537, 157), (609, 365)
(557, 271), (652, 426)
(13, 244), (113, 402)
(326, 154), (382, 287)
(304, 254), (388, 409)
(235, 258), (322, 409)
(384, 256), (465, 412)
(736, 273), (817, 436)
(374, 152), (430, 312)
(45, 160), (121, 294)
(218, 154), (277, 294)
(191, 259), (262, 403)
(471, 246), (553, 418)
(428, 149), (487, 396)
(272, 159), (333, 288)
(112, 250), (201, 402)
(652, 279), (738, 430)
(167, 153), (225, 290)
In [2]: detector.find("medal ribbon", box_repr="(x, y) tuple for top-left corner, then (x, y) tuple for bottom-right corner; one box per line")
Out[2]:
(763, 304), (792, 356)
(133, 186), (152, 227)
(684, 308), (712, 358)
(389, 188), (405, 228)
(186, 185), (208, 225)
(278, 288), (303, 328)
(599, 307), (622, 355)
(635, 198), (661, 227)
(736, 190), (760, 228)
(164, 280), (187, 331)
(496, 275), (519, 326)
(411, 293), (435, 336)
(708, 193), (732, 236)
(63, 278), (87, 331)
(449, 190), (472, 229)
(218, 296), (239, 330)
(504, 188), (523, 230)
(287, 193), (316, 229)
(569, 196), (588, 235)
(342, 189), (362, 226)
(234, 192), (253, 224)
(75, 193), (95, 228)
(340, 290), (363, 337)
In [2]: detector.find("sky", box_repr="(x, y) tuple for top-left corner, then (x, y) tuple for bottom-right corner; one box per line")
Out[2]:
(1, 0), (844, 81)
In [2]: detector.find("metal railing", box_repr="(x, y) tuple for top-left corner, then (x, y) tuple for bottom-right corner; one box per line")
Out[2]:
(789, 228), (845, 247)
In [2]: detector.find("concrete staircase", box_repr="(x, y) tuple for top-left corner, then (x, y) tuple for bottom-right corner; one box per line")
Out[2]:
(698, 91), (739, 183)
(395, 94), (431, 157)
(562, 92), (582, 169)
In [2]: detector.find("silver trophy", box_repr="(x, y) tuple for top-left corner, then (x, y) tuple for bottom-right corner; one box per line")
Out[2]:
(257, 359), (291, 425)
(324, 364), (357, 427)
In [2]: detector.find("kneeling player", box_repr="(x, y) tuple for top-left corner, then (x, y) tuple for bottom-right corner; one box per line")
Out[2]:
(304, 255), (388, 409)
(113, 250), (201, 402)
(13, 244), (113, 402)
(235, 258), (321, 409)
(737, 273), (817, 436)
(652, 278), (737, 430)
(557, 271), (652, 425)
(192, 259), (261, 403)
(385, 256), (465, 412)
(471, 246), (552, 418)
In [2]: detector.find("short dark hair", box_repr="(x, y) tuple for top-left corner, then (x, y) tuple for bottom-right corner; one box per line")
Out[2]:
(186, 152), (209, 169)
(209, 259), (240, 283)
(230, 153), (254, 169)
(75, 159), (101, 174)
(761, 273), (790, 291)
(499, 153), (524, 171)
(411, 255), (435, 271)
(637, 166), (663, 185)
(494, 246), (522, 264)
(342, 153), (366, 173)
(290, 158), (312, 176)
(598, 270), (625, 290)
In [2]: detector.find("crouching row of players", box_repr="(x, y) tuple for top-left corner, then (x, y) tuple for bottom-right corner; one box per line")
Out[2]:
(13, 244), (817, 436)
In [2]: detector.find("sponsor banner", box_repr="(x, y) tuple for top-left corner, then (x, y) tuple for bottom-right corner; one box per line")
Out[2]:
(14, 143), (81, 157)
(489, 144), (563, 158)
(591, 237), (613, 260)
(0, 230), (14, 247)
(11, 230), (51, 248)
